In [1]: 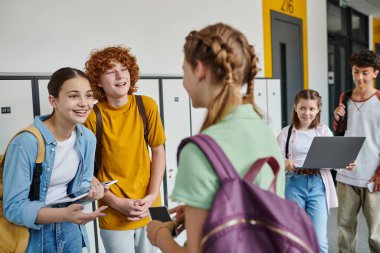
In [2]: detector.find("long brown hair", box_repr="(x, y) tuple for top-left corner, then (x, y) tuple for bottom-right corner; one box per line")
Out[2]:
(290, 89), (322, 129)
(183, 23), (260, 131)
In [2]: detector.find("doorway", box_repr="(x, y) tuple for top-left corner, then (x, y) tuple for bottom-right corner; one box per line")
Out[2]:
(271, 11), (304, 127)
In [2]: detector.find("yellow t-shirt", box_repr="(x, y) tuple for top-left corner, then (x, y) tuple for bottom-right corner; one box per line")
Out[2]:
(85, 95), (166, 230)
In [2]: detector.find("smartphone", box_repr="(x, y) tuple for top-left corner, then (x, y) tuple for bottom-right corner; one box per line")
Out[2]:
(367, 182), (375, 192)
(148, 206), (178, 237)
(101, 180), (118, 186)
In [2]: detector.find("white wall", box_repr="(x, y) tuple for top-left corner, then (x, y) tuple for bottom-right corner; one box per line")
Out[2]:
(307, 0), (329, 125)
(0, 0), (264, 77)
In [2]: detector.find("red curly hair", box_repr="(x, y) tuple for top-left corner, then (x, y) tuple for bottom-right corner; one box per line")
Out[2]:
(84, 46), (139, 101)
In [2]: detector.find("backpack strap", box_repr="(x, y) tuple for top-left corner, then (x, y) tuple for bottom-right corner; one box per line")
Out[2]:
(285, 125), (293, 159)
(242, 157), (280, 194)
(93, 104), (103, 177)
(1, 126), (45, 201)
(93, 96), (149, 177)
(136, 95), (149, 148)
(177, 134), (239, 182)
(24, 127), (45, 201)
(335, 90), (352, 136)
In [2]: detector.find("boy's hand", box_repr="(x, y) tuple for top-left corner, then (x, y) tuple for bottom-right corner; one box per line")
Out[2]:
(369, 168), (380, 192)
(345, 162), (356, 171)
(334, 103), (346, 121)
(130, 193), (158, 221)
(115, 198), (145, 220)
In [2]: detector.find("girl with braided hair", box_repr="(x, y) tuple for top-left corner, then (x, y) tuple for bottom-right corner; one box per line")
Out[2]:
(147, 23), (285, 253)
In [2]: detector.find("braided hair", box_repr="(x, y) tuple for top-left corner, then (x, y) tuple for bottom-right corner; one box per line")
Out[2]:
(183, 23), (260, 131)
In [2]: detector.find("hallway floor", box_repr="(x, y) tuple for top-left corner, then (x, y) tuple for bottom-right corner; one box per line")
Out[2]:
(327, 208), (370, 253)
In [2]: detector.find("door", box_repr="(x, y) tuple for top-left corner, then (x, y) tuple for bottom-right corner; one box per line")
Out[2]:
(271, 11), (304, 127)
(327, 41), (350, 128)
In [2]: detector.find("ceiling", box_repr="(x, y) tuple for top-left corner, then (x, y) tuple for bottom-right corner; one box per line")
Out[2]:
(346, 0), (380, 16)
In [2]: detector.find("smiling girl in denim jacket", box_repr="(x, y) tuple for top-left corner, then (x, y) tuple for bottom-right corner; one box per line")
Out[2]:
(3, 68), (107, 253)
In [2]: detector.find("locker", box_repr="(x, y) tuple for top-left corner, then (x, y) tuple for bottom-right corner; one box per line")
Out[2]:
(161, 79), (191, 209)
(38, 79), (51, 116)
(0, 80), (34, 153)
(266, 79), (282, 136)
(190, 107), (206, 135)
(254, 79), (282, 136)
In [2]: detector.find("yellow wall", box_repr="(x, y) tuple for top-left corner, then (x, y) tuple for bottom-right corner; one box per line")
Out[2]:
(373, 17), (380, 50)
(262, 0), (308, 88)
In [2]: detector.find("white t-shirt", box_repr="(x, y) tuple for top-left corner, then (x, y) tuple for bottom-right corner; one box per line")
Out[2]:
(337, 94), (380, 187)
(45, 131), (80, 204)
(292, 128), (317, 168)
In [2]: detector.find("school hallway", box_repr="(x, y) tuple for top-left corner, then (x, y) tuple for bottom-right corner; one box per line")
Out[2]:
(327, 208), (370, 253)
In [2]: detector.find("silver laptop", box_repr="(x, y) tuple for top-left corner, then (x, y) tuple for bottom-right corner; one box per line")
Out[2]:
(302, 137), (366, 169)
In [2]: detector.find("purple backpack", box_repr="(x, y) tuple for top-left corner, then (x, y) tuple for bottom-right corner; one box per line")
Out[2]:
(178, 134), (319, 253)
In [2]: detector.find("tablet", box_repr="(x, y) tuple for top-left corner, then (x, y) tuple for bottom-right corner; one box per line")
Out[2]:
(302, 136), (365, 169)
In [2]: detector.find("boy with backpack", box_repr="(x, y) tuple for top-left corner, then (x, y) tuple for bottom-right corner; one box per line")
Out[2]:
(333, 49), (380, 252)
(84, 46), (166, 253)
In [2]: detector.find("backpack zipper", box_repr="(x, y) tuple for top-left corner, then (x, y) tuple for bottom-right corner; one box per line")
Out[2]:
(201, 218), (314, 253)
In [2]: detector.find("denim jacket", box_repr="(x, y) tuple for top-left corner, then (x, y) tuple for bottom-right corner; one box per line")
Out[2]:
(3, 115), (96, 252)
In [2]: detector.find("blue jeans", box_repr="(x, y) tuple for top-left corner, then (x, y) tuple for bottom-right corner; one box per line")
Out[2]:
(285, 172), (328, 253)
(42, 222), (83, 253)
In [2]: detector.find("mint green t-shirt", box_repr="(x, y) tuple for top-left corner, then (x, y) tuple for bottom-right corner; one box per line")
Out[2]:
(171, 104), (285, 210)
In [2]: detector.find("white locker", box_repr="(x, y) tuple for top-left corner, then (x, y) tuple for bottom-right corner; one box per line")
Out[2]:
(254, 79), (282, 136)
(38, 79), (51, 116)
(135, 79), (160, 111)
(190, 107), (206, 135)
(135, 79), (167, 208)
(161, 79), (189, 246)
(266, 79), (282, 136)
(0, 80), (34, 153)
(161, 79), (191, 208)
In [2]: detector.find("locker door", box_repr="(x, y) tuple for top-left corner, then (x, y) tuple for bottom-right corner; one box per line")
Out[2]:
(190, 107), (206, 136)
(0, 80), (34, 153)
(161, 79), (191, 209)
(135, 79), (160, 110)
(38, 79), (51, 116)
(254, 79), (268, 123)
(161, 78), (189, 246)
(134, 79), (167, 206)
(267, 79), (282, 136)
